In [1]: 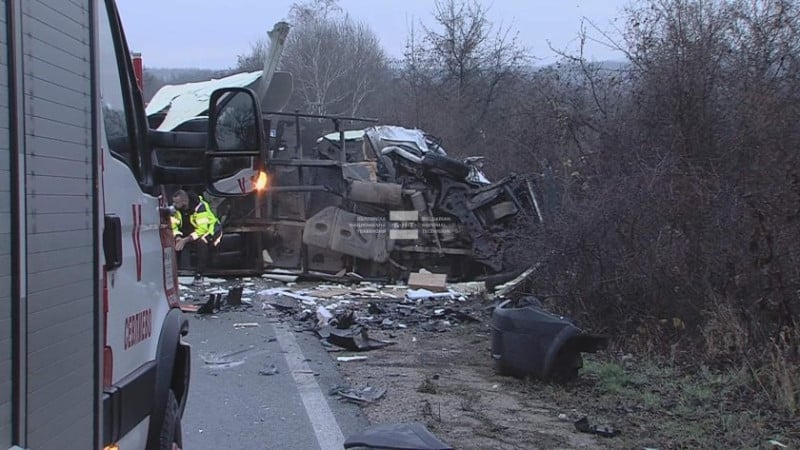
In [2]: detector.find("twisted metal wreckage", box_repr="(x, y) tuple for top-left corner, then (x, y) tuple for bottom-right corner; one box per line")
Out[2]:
(145, 22), (544, 282)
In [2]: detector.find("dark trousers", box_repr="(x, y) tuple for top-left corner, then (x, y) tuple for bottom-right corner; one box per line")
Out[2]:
(176, 240), (216, 277)
(194, 240), (219, 277)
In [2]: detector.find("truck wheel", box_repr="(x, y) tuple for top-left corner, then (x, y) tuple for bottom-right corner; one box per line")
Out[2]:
(160, 390), (183, 450)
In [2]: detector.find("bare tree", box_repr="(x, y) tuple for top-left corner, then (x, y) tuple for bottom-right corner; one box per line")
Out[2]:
(235, 39), (269, 73)
(278, 0), (390, 116)
(399, 0), (529, 156)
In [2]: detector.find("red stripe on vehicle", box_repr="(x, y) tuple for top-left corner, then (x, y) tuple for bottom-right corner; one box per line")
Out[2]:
(132, 204), (142, 281)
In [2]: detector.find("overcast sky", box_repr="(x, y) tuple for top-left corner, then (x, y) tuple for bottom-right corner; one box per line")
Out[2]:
(116, 0), (631, 69)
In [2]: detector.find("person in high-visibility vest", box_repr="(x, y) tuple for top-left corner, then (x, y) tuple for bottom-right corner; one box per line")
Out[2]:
(171, 189), (222, 283)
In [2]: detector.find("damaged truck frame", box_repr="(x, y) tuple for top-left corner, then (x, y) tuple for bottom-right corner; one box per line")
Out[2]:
(147, 23), (542, 282)
(202, 113), (542, 281)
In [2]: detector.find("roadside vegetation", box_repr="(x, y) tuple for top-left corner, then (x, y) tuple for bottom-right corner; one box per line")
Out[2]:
(146, 0), (799, 445)
(536, 354), (798, 448)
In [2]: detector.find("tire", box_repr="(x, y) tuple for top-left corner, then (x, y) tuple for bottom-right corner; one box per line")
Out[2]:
(159, 390), (183, 450)
(420, 152), (471, 179)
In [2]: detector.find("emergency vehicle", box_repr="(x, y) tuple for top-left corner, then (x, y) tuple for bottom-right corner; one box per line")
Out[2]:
(0, 0), (263, 448)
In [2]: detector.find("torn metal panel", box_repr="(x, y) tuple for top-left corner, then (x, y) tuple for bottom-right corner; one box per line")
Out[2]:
(324, 326), (394, 351)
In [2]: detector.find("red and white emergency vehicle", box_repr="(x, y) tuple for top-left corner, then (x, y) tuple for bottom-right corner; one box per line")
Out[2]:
(0, 0), (264, 448)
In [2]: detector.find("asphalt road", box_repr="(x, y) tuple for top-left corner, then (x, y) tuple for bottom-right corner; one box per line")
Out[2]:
(180, 308), (369, 450)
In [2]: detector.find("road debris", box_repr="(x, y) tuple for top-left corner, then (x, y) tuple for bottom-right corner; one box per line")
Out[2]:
(196, 293), (223, 314)
(201, 354), (245, 369)
(343, 422), (453, 450)
(259, 364), (279, 376)
(261, 295), (298, 311)
(226, 286), (243, 305)
(316, 306), (333, 327)
(408, 272), (448, 292)
(406, 288), (462, 301)
(233, 322), (259, 328)
(330, 385), (386, 404)
(337, 356), (368, 362)
(259, 287), (319, 304)
(574, 416), (620, 437)
(323, 326), (395, 351)
(491, 299), (607, 381)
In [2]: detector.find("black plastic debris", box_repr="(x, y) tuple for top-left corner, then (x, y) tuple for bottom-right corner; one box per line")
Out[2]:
(343, 422), (453, 450)
(491, 299), (607, 380)
(326, 326), (394, 351)
(329, 385), (386, 404)
(197, 293), (223, 314)
(574, 416), (620, 437)
(368, 302), (386, 314)
(226, 286), (243, 306)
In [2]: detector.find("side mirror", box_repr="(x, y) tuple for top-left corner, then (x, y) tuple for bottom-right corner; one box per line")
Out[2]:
(205, 87), (267, 197)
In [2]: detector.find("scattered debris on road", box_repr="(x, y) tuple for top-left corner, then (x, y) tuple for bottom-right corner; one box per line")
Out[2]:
(407, 271), (448, 291)
(258, 364), (279, 376)
(330, 385), (386, 404)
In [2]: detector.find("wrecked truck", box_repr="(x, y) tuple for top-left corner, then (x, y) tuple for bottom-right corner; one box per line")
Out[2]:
(205, 119), (541, 281)
(150, 103), (542, 282)
(144, 23), (541, 280)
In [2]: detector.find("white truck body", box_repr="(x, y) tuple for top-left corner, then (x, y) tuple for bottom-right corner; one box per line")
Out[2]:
(1, 0), (191, 448)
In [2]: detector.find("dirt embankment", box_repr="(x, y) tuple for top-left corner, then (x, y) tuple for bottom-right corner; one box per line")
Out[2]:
(334, 318), (604, 450)
(331, 298), (798, 449)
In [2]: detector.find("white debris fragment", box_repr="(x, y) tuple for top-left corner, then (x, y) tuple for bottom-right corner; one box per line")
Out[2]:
(262, 270), (298, 283)
(233, 322), (259, 328)
(258, 287), (319, 304)
(447, 281), (486, 297)
(494, 265), (538, 297)
(316, 306), (333, 327)
(336, 356), (367, 362)
(405, 288), (460, 300)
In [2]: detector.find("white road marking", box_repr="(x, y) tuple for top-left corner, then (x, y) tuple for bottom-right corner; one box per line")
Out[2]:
(274, 325), (345, 450)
